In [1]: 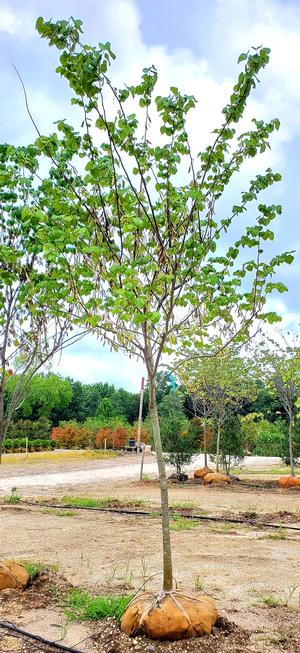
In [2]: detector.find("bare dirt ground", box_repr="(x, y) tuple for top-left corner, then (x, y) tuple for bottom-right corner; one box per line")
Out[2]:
(0, 455), (299, 652)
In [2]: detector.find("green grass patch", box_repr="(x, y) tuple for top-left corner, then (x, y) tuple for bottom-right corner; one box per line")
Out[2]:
(236, 468), (300, 476)
(41, 508), (76, 517)
(4, 488), (21, 504)
(65, 588), (133, 622)
(259, 527), (287, 541)
(61, 495), (146, 509)
(149, 510), (160, 518)
(170, 500), (197, 510)
(16, 561), (59, 581)
(170, 515), (200, 531)
(260, 594), (282, 607)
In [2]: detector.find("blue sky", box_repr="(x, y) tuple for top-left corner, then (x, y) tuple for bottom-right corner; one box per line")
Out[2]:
(1, 0), (299, 390)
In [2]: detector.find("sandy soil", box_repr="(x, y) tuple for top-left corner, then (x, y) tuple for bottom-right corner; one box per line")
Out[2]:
(0, 453), (285, 493)
(0, 455), (299, 652)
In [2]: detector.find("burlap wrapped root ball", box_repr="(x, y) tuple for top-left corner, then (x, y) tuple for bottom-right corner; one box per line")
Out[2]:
(0, 560), (29, 591)
(278, 476), (300, 488)
(203, 472), (230, 485)
(194, 467), (212, 480)
(121, 590), (218, 640)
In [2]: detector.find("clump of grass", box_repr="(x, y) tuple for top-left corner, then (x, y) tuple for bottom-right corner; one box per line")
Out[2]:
(209, 522), (235, 534)
(170, 515), (200, 531)
(269, 629), (291, 644)
(65, 588), (133, 622)
(260, 526), (287, 541)
(260, 594), (282, 608)
(61, 495), (146, 510)
(194, 575), (203, 591)
(17, 561), (59, 582)
(62, 496), (116, 509)
(41, 508), (76, 517)
(149, 510), (160, 518)
(4, 487), (21, 504)
(170, 500), (197, 510)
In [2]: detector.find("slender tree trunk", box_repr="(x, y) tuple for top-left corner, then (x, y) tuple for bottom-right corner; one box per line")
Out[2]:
(289, 413), (295, 477)
(203, 422), (208, 467)
(148, 374), (173, 592)
(0, 387), (4, 465)
(216, 422), (221, 472)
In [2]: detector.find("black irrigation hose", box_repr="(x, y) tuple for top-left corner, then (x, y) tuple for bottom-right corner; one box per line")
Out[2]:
(0, 621), (85, 653)
(18, 500), (300, 532)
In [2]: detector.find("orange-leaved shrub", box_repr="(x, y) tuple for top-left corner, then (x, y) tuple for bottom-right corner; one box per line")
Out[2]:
(129, 422), (150, 444)
(95, 426), (128, 449)
(50, 424), (93, 449)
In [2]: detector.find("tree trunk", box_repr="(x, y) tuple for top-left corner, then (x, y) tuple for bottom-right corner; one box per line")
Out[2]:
(289, 414), (295, 477)
(0, 387), (4, 465)
(203, 422), (208, 467)
(148, 375), (173, 591)
(216, 422), (221, 472)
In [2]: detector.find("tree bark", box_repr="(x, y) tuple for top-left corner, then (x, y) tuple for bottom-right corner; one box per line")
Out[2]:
(203, 422), (208, 467)
(148, 374), (173, 591)
(289, 413), (295, 477)
(216, 422), (221, 472)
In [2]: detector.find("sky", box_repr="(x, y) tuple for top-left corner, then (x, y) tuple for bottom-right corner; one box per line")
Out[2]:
(1, 0), (300, 390)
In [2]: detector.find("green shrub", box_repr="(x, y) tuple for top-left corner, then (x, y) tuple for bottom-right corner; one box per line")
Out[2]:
(7, 418), (51, 440)
(3, 438), (53, 452)
(254, 419), (287, 456)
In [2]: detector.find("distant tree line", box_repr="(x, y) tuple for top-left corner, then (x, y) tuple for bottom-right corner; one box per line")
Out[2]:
(3, 363), (299, 469)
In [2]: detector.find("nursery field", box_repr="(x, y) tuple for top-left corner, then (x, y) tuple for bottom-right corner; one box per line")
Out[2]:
(0, 455), (299, 653)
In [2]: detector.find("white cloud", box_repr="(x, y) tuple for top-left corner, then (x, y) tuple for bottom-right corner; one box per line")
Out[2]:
(0, 7), (21, 34)
(52, 336), (145, 390)
(0, 5), (35, 37)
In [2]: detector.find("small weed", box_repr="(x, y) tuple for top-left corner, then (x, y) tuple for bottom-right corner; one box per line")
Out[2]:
(104, 565), (118, 588)
(140, 557), (149, 586)
(194, 575), (203, 591)
(149, 511), (160, 518)
(170, 515), (200, 531)
(5, 487), (21, 504)
(209, 522), (234, 534)
(259, 526), (287, 541)
(17, 561), (59, 582)
(269, 629), (291, 644)
(261, 594), (282, 608)
(117, 562), (134, 589)
(170, 500), (197, 510)
(256, 585), (300, 609)
(41, 508), (76, 517)
(65, 588), (133, 622)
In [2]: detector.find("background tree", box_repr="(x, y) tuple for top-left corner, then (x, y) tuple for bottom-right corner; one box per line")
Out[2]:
(96, 396), (116, 421)
(21, 18), (293, 621)
(256, 336), (300, 475)
(6, 373), (73, 421)
(180, 348), (257, 471)
(0, 144), (84, 460)
(216, 414), (244, 474)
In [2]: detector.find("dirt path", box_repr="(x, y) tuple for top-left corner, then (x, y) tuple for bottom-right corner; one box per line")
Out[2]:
(0, 453), (283, 494)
